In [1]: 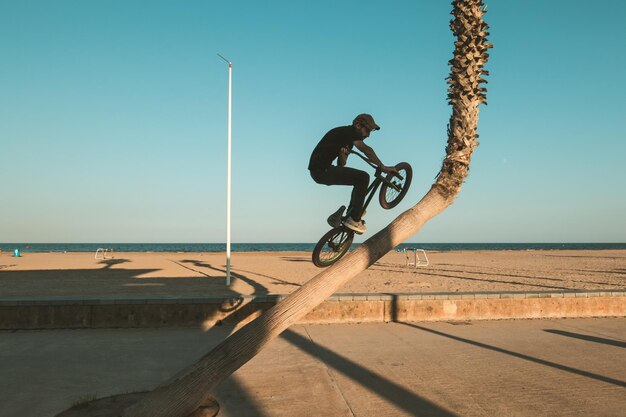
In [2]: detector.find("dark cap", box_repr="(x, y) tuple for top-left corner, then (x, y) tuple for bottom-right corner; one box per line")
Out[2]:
(353, 113), (380, 130)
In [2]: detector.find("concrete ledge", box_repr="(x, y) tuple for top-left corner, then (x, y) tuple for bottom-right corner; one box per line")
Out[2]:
(1, 290), (625, 330)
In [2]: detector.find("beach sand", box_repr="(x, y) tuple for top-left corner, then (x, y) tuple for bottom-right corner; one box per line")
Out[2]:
(1, 250), (624, 299)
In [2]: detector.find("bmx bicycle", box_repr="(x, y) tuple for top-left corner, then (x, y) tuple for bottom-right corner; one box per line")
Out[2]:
(312, 151), (413, 267)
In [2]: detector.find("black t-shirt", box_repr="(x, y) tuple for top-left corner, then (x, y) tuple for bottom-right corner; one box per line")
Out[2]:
(308, 125), (362, 170)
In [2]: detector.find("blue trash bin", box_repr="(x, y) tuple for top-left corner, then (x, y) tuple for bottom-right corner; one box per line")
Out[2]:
(13, 249), (21, 257)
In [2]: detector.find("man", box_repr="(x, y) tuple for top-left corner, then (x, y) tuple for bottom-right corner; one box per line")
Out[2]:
(308, 113), (398, 234)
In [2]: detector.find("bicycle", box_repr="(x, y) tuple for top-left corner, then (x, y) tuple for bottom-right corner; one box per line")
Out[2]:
(312, 151), (413, 267)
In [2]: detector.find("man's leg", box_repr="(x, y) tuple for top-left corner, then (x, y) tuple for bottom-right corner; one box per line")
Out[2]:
(310, 166), (369, 221)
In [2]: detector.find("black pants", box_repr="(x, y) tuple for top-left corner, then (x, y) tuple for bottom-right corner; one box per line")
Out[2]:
(310, 166), (370, 221)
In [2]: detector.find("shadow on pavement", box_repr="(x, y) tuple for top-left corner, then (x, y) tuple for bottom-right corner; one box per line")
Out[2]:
(281, 328), (456, 417)
(179, 260), (279, 294)
(544, 329), (626, 349)
(373, 266), (573, 291)
(216, 374), (271, 417)
(97, 258), (131, 269)
(399, 322), (626, 388)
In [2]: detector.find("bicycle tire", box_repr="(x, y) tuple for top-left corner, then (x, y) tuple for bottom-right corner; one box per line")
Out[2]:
(379, 162), (412, 209)
(312, 226), (355, 267)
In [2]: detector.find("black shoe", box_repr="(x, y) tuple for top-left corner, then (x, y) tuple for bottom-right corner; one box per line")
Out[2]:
(327, 205), (346, 228)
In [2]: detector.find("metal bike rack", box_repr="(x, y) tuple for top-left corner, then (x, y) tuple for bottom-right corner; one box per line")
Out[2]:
(95, 248), (114, 260)
(402, 247), (429, 267)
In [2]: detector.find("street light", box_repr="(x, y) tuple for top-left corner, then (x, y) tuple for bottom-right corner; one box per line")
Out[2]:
(218, 53), (232, 286)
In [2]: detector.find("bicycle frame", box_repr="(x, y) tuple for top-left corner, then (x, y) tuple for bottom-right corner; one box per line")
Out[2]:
(312, 153), (412, 268)
(349, 151), (404, 218)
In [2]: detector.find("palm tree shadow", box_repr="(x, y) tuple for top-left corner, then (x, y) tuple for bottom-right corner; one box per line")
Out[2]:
(281, 328), (455, 416)
(178, 260), (270, 295)
(178, 259), (301, 291)
(213, 374), (271, 417)
(235, 268), (301, 288)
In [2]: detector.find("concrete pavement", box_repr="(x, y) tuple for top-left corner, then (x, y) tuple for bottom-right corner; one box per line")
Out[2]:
(1, 317), (625, 417)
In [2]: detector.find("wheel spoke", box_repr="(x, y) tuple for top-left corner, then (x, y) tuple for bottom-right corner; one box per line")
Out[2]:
(317, 229), (352, 265)
(384, 170), (406, 202)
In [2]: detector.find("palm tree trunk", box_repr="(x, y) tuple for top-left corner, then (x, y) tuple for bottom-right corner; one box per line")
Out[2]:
(123, 1), (491, 416)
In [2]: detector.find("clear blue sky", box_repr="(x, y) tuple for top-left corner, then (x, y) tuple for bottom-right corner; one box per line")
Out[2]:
(1, 0), (624, 243)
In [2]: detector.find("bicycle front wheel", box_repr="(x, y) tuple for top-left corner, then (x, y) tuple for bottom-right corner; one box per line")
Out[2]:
(379, 162), (413, 209)
(312, 226), (354, 268)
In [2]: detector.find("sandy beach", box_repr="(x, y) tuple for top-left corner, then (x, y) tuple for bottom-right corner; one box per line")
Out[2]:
(1, 250), (624, 299)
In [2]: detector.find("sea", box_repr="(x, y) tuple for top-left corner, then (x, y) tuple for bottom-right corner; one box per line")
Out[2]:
(1, 242), (625, 253)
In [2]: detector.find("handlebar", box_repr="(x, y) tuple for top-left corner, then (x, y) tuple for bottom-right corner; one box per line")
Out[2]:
(349, 150), (378, 168)
(349, 150), (404, 182)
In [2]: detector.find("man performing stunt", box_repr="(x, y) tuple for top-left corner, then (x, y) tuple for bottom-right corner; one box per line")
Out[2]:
(308, 113), (398, 235)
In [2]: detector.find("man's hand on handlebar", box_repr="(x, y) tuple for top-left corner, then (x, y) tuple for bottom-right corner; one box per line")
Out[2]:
(347, 149), (400, 176)
(381, 165), (400, 176)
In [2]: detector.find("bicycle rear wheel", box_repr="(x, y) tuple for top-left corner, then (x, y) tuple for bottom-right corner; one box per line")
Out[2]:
(312, 226), (354, 268)
(379, 162), (412, 209)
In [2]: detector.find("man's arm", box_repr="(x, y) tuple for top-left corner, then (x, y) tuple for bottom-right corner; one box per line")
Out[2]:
(353, 140), (399, 174)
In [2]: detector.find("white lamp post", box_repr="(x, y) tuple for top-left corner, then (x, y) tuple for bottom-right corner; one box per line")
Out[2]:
(218, 53), (232, 285)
